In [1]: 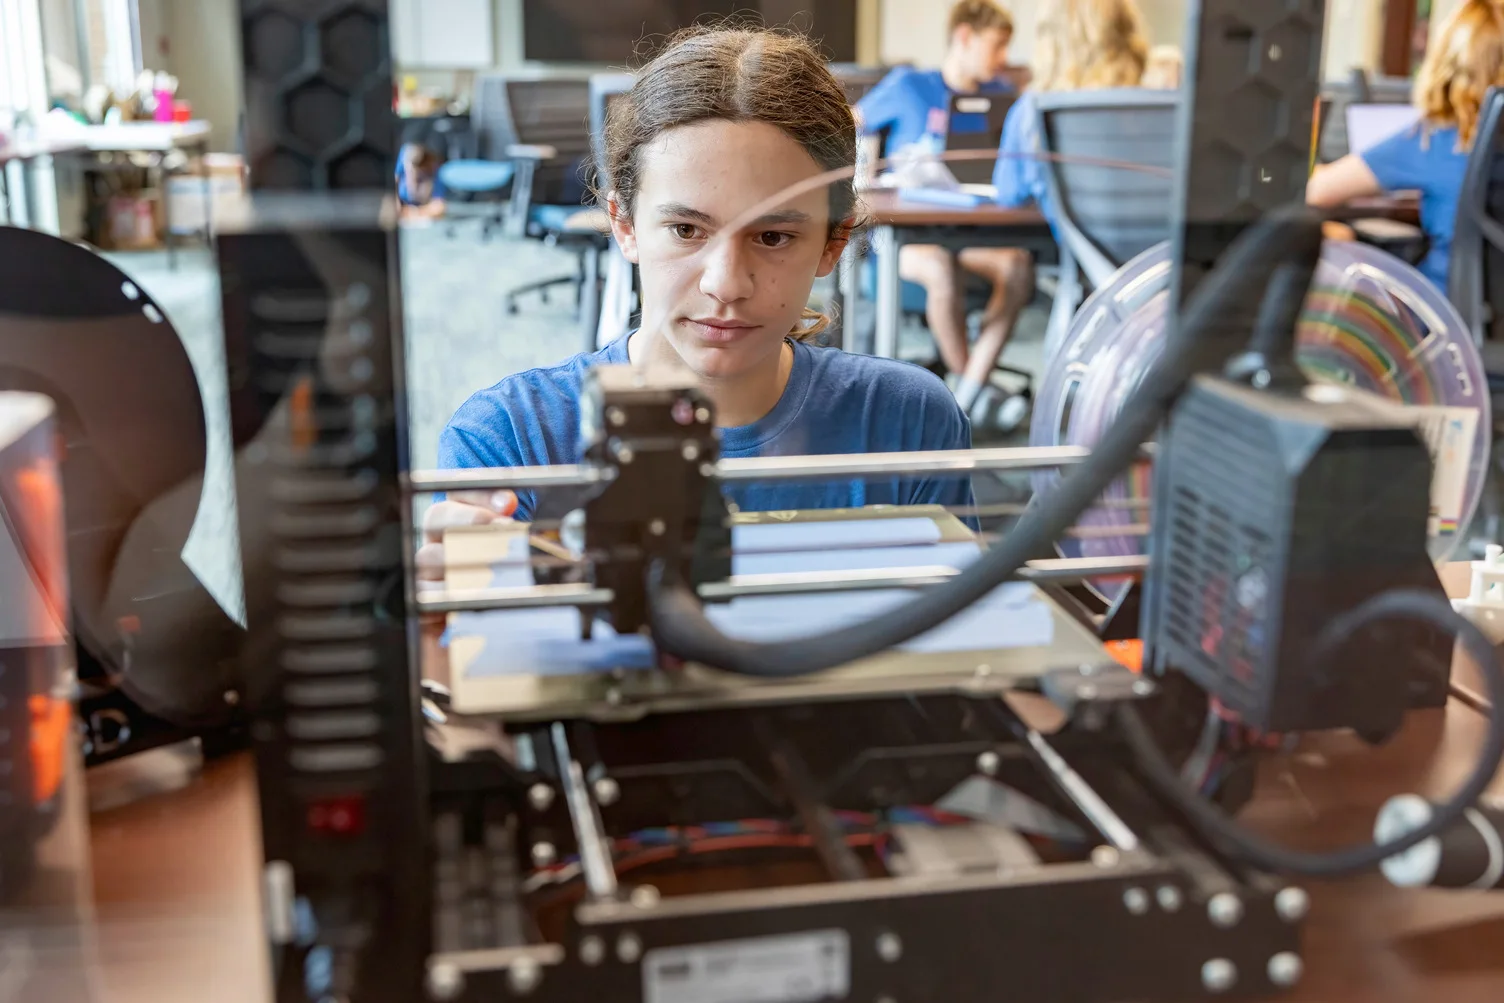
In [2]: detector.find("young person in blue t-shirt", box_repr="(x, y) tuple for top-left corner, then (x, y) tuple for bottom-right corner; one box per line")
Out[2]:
(1307, 0), (1504, 292)
(418, 27), (974, 565)
(396, 142), (448, 221)
(856, 0), (1034, 424)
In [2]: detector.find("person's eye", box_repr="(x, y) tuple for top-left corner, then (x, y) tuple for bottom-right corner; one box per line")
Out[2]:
(670, 223), (704, 241)
(757, 231), (796, 249)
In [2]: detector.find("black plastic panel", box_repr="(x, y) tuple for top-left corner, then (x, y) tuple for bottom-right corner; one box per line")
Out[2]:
(240, 0), (395, 191)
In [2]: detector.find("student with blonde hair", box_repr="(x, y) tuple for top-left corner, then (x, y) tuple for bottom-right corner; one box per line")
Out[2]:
(1308, 0), (1504, 290)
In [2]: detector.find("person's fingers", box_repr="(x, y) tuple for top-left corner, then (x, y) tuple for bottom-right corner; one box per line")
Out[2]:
(421, 491), (519, 543)
(416, 541), (447, 582)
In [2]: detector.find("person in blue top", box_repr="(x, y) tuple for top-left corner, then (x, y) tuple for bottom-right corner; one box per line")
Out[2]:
(419, 26), (974, 568)
(992, 0), (1153, 221)
(1307, 0), (1504, 292)
(396, 142), (447, 221)
(856, 0), (1034, 426)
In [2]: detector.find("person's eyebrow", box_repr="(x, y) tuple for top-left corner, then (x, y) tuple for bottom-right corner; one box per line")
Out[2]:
(656, 202), (717, 225)
(745, 208), (814, 227)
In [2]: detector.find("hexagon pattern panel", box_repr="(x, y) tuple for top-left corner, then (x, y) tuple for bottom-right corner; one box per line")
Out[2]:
(1181, 0), (1324, 221)
(241, 0), (394, 191)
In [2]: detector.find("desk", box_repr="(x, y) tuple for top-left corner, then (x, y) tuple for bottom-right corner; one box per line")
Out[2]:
(47, 121), (215, 268)
(0, 138), (87, 223)
(854, 189), (1052, 359)
(1349, 191), (1421, 227)
(75, 569), (1504, 1002)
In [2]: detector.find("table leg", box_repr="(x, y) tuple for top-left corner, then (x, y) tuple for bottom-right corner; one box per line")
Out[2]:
(199, 141), (212, 252)
(581, 242), (602, 354)
(163, 155), (178, 271)
(837, 240), (858, 353)
(874, 224), (901, 359)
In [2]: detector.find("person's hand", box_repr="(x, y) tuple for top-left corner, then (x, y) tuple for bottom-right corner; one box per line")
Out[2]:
(416, 490), (520, 583)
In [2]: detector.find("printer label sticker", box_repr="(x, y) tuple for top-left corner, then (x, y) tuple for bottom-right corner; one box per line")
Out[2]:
(642, 929), (850, 1003)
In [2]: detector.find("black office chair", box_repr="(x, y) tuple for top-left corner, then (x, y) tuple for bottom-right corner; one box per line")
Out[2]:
(482, 75), (611, 318)
(0, 227), (243, 763)
(1032, 89), (1178, 363)
(1447, 87), (1504, 547)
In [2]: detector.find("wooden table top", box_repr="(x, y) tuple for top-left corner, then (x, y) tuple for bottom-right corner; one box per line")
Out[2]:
(861, 188), (1049, 228)
(67, 564), (1504, 1002)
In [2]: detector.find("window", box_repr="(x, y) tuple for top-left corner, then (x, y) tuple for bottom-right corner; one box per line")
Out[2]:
(77, 0), (140, 92)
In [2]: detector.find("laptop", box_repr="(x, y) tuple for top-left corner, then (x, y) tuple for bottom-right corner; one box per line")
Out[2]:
(1345, 102), (1422, 157)
(945, 92), (1017, 185)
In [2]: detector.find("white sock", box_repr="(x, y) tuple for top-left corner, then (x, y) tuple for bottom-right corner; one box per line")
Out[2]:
(953, 376), (985, 413)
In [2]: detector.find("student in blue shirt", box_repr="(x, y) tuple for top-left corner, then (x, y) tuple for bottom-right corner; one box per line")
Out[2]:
(419, 27), (973, 566)
(1307, 0), (1504, 292)
(993, 0), (1153, 220)
(396, 142), (447, 220)
(856, 0), (1035, 424)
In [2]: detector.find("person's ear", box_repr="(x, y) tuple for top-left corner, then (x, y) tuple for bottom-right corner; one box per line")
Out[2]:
(607, 191), (640, 263)
(816, 218), (855, 278)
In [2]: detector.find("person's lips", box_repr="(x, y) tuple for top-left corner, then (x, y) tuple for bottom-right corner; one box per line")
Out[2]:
(683, 317), (760, 343)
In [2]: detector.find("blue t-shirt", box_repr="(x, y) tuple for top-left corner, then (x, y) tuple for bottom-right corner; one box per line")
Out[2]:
(396, 161), (447, 206)
(439, 335), (975, 522)
(992, 92), (1047, 214)
(857, 67), (1014, 157)
(1361, 123), (1466, 290)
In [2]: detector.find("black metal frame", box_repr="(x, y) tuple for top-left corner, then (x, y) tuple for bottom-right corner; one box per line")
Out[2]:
(222, 2), (1333, 1001)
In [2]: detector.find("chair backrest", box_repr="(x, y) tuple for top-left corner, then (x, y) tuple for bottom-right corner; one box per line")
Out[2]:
(590, 72), (634, 193)
(1033, 89), (1178, 287)
(1448, 86), (1504, 345)
(829, 63), (890, 105)
(505, 76), (594, 205)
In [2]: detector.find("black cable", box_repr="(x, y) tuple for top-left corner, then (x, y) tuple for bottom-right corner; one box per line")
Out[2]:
(649, 205), (1327, 677)
(1118, 589), (1504, 876)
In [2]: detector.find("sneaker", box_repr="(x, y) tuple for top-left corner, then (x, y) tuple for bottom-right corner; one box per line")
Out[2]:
(969, 385), (1030, 434)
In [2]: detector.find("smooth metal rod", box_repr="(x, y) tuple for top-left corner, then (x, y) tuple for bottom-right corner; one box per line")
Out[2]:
(714, 446), (1094, 481)
(416, 556), (1148, 614)
(407, 464), (613, 494)
(416, 584), (614, 614)
(406, 445), (1126, 494)
(1024, 729), (1141, 853)
(551, 723), (619, 901)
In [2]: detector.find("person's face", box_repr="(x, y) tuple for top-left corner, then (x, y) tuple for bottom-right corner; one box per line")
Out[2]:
(957, 25), (1013, 82)
(609, 119), (847, 381)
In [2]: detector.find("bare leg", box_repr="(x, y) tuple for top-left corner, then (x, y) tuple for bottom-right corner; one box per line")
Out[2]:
(957, 247), (1035, 393)
(899, 243), (968, 375)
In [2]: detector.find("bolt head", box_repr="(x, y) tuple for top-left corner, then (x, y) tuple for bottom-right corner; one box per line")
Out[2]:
(607, 406), (627, 427)
(631, 884), (660, 908)
(527, 783), (554, 812)
(593, 776), (620, 806)
(1268, 43), (1283, 61)
(1132, 679), (1154, 697)
(876, 932), (903, 963)
(1267, 952), (1303, 987)
(1208, 892), (1244, 929)
(694, 406), (712, 424)
(1274, 886), (1309, 923)
(648, 519), (666, 536)
(1078, 683), (1099, 701)
(507, 957), (542, 995)
(1157, 885), (1183, 913)
(1202, 959), (1237, 994)
(614, 444), (635, 464)
(605, 687), (624, 706)
(531, 842), (557, 868)
(1091, 845), (1121, 869)
(223, 690), (241, 705)
(426, 962), (465, 1000)
(976, 749), (1001, 776)
(579, 935), (606, 966)
(681, 441), (700, 461)
(1123, 887), (1150, 915)
(617, 932), (643, 964)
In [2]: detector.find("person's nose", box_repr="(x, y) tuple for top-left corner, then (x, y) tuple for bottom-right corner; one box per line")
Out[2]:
(698, 234), (755, 305)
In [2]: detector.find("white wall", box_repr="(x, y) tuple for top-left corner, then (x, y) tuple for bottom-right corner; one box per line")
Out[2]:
(137, 0), (173, 71)
(165, 0), (242, 151)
